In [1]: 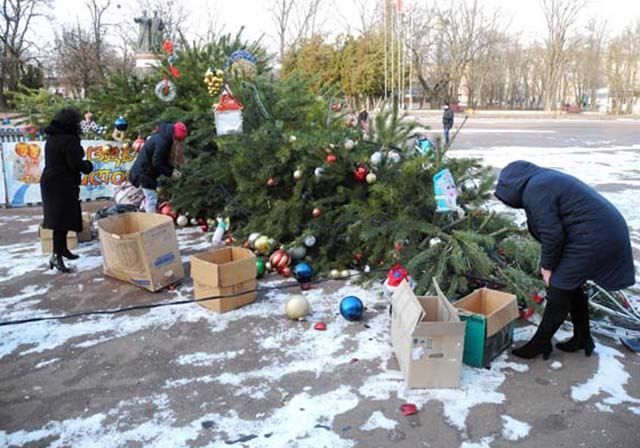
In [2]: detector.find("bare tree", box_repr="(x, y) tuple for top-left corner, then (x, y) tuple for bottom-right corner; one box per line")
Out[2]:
(86, 0), (111, 77)
(409, 0), (502, 105)
(607, 20), (640, 114)
(0, 0), (51, 108)
(540, 0), (586, 111)
(270, 0), (325, 62)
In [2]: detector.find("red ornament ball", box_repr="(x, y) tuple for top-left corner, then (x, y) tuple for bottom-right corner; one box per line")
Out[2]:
(269, 249), (291, 272)
(312, 207), (322, 218)
(353, 165), (369, 182)
(326, 153), (337, 164)
(281, 266), (293, 277)
(314, 322), (327, 331)
(267, 177), (276, 187)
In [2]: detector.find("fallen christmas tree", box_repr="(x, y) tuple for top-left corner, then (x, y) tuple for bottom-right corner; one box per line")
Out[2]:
(160, 52), (544, 305)
(13, 34), (544, 307)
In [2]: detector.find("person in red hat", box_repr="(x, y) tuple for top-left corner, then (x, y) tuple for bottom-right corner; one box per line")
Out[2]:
(129, 122), (188, 213)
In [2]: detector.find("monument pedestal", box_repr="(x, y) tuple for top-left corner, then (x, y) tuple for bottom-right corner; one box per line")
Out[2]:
(135, 52), (161, 76)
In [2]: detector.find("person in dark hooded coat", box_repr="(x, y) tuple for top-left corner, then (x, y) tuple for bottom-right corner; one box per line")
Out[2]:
(129, 122), (188, 213)
(495, 161), (635, 360)
(40, 107), (94, 273)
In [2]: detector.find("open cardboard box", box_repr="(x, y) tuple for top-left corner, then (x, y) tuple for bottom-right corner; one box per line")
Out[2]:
(191, 247), (257, 313)
(97, 212), (184, 292)
(391, 279), (466, 389)
(454, 287), (519, 368)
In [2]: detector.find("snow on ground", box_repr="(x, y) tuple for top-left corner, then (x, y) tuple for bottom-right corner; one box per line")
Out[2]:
(500, 415), (531, 441)
(360, 411), (398, 431)
(2, 135), (640, 447)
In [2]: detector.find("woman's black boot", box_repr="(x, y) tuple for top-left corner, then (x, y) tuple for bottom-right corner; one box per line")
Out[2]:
(556, 288), (595, 357)
(61, 249), (79, 260)
(513, 286), (570, 360)
(49, 253), (71, 273)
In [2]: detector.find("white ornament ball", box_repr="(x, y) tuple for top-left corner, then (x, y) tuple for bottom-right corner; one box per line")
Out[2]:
(288, 246), (307, 260)
(370, 151), (383, 166)
(429, 237), (442, 247)
(387, 150), (401, 164)
(344, 139), (355, 150)
(176, 215), (188, 227)
(314, 167), (325, 178)
(293, 169), (303, 180)
(289, 135), (297, 143)
(340, 269), (350, 279)
(330, 269), (340, 279)
(304, 235), (317, 247)
(206, 218), (216, 228)
(285, 295), (311, 320)
(190, 218), (198, 226)
(366, 173), (377, 184)
(248, 232), (262, 248)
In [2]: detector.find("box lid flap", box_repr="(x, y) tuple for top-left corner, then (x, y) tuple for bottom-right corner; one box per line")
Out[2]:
(431, 277), (461, 323)
(392, 280), (424, 335)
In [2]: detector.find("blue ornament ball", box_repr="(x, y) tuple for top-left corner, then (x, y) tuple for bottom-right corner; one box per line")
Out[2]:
(293, 262), (314, 284)
(114, 116), (128, 131)
(340, 296), (364, 321)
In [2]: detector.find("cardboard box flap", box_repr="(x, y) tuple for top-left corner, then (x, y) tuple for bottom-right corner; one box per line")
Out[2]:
(97, 212), (173, 237)
(432, 278), (460, 323)
(392, 280), (424, 336)
(454, 288), (518, 337)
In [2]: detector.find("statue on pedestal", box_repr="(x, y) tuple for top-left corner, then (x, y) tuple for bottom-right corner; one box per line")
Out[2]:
(134, 9), (164, 53)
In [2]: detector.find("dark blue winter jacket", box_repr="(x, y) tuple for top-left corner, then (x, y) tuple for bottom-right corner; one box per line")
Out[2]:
(494, 161), (635, 291)
(129, 123), (175, 189)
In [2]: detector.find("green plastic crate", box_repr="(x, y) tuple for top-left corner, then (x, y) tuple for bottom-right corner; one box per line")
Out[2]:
(459, 314), (515, 368)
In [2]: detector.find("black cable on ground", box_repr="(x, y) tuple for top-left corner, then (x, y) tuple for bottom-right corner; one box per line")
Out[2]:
(0, 270), (384, 328)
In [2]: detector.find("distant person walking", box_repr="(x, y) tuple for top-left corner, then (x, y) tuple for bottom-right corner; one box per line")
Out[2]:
(442, 102), (454, 146)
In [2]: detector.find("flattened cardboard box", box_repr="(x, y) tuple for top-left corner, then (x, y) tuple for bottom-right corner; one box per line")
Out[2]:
(191, 247), (257, 313)
(391, 279), (466, 389)
(454, 287), (519, 368)
(39, 226), (78, 254)
(98, 212), (184, 292)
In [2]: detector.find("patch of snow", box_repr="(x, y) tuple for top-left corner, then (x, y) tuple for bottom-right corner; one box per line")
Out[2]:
(460, 436), (495, 448)
(595, 403), (613, 413)
(0, 285), (51, 321)
(0, 387), (359, 448)
(629, 406), (640, 415)
(175, 350), (245, 366)
(501, 415), (531, 441)
(360, 411), (397, 431)
(34, 358), (60, 369)
(571, 342), (640, 407)
(20, 224), (40, 234)
(550, 361), (563, 370)
(359, 352), (521, 437)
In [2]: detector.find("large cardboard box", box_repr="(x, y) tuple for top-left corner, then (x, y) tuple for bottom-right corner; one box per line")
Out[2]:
(391, 280), (466, 389)
(454, 288), (519, 368)
(97, 213), (184, 292)
(191, 247), (257, 313)
(39, 226), (78, 254)
(77, 212), (93, 242)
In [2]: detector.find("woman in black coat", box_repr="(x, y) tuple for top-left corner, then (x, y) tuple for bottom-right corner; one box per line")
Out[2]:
(40, 108), (93, 273)
(495, 161), (635, 359)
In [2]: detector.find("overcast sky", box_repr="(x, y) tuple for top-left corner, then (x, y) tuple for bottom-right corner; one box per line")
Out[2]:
(41, 0), (640, 54)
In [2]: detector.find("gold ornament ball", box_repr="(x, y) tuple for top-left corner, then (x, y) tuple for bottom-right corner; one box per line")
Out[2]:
(254, 235), (271, 254)
(340, 269), (350, 279)
(366, 173), (377, 184)
(329, 269), (340, 279)
(285, 295), (311, 320)
(293, 169), (303, 180)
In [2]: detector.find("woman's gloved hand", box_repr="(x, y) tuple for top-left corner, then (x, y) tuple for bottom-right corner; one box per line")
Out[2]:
(540, 268), (552, 287)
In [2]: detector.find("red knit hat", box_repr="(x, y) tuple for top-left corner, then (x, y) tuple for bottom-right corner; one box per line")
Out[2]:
(173, 122), (188, 140)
